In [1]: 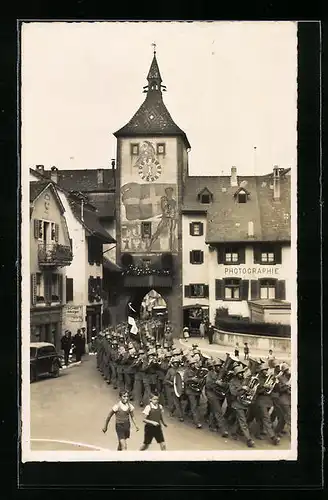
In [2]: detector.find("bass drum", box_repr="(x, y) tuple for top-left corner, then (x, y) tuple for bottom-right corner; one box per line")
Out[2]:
(173, 369), (187, 398)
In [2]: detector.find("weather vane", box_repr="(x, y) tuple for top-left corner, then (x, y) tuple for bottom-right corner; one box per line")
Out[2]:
(151, 42), (156, 54)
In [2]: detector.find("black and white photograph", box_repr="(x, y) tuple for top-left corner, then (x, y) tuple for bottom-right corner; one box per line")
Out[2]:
(21, 20), (297, 462)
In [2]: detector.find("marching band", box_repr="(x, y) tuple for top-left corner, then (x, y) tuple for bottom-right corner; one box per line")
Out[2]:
(95, 319), (291, 448)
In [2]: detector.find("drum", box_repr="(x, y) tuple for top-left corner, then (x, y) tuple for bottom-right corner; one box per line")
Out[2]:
(173, 369), (186, 398)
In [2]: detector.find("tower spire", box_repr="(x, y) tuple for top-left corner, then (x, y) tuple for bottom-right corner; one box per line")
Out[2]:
(143, 44), (166, 94)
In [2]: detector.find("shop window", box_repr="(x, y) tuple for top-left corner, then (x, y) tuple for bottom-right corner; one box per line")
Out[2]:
(190, 250), (204, 264)
(141, 221), (152, 238)
(215, 279), (249, 301)
(224, 279), (241, 300)
(260, 279), (277, 299)
(190, 222), (204, 236)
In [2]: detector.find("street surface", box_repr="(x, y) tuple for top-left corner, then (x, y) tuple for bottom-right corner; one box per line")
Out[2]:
(30, 354), (291, 452)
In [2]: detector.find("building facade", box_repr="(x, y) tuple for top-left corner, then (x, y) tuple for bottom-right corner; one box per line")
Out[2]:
(30, 181), (72, 349)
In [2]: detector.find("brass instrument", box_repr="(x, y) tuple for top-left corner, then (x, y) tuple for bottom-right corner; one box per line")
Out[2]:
(187, 367), (209, 393)
(262, 372), (280, 394)
(239, 374), (260, 406)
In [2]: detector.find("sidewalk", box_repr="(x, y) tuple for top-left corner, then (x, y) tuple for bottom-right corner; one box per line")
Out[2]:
(176, 337), (291, 362)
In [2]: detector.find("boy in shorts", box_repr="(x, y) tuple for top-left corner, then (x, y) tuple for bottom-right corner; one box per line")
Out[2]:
(102, 391), (139, 450)
(140, 394), (168, 450)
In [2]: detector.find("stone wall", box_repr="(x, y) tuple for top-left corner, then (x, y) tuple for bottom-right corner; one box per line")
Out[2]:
(213, 328), (291, 354)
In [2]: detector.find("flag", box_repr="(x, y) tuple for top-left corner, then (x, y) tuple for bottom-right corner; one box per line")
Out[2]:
(127, 302), (138, 335)
(128, 316), (139, 335)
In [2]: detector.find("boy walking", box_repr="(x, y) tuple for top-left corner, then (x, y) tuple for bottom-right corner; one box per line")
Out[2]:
(140, 394), (168, 450)
(102, 391), (139, 450)
(244, 343), (249, 360)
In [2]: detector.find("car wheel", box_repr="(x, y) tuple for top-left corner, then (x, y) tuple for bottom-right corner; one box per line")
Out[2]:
(51, 362), (60, 378)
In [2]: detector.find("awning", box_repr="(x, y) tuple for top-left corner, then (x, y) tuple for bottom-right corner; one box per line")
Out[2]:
(103, 256), (122, 273)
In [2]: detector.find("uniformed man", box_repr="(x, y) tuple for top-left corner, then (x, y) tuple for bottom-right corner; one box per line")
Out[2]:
(205, 359), (229, 437)
(110, 339), (119, 390)
(132, 348), (145, 406)
(116, 335), (126, 392)
(253, 363), (280, 445)
(228, 365), (255, 447)
(184, 358), (202, 428)
(273, 363), (291, 437)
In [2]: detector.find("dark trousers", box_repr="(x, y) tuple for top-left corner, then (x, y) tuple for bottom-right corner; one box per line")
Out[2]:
(75, 349), (82, 362)
(255, 400), (276, 439)
(186, 393), (201, 425)
(231, 406), (251, 440)
(64, 350), (70, 366)
(133, 375), (144, 404)
(206, 391), (228, 433)
(165, 386), (183, 418)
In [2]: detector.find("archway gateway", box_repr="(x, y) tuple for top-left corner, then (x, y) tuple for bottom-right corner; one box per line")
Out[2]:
(140, 289), (167, 320)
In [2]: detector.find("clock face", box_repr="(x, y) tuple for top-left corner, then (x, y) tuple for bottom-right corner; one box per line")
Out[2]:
(138, 158), (162, 182)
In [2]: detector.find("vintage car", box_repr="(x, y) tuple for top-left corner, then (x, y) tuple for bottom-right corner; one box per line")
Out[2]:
(30, 342), (62, 382)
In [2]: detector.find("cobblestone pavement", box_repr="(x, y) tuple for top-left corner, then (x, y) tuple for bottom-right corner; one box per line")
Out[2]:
(30, 355), (291, 453)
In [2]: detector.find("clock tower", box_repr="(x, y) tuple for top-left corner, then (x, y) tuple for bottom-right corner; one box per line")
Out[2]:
(113, 47), (190, 334)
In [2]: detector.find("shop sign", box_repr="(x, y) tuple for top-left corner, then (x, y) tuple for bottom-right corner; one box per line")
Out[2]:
(65, 305), (83, 322)
(224, 267), (280, 276)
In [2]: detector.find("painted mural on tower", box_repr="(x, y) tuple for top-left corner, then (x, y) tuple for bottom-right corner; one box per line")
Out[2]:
(121, 140), (178, 253)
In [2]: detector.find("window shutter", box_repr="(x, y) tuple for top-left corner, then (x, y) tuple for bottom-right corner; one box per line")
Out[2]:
(88, 238), (94, 265)
(66, 277), (73, 302)
(253, 245), (261, 264)
(276, 280), (286, 300)
(33, 219), (39, 239)
(184, 285), (190, 298)
(203, 284), (209, 298)
(217, 246), (225, 264)
(239, 247), (246, 264)
(69, 238), (73, 250)
(31, 274), (37, 305)
(275, 245), (282, 264)
(199, 223), (204, 236)
(241, 280), (249, 300)
(54, 223), (59, 242)
(215, 280), (224, 300)
(44, 273), (52, 303)
(189, 251), (193, 264)
(58, 274), (63, 302)
(189, 223), (194, 236)
(251, 280), (260, 299)
(200, 251), (204, 264)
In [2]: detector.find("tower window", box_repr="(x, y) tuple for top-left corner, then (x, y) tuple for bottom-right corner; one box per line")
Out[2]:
(157, 143), (166, 155)
(131, 143), (139, 156)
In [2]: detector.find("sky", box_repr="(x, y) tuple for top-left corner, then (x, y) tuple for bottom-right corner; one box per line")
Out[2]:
(21, 21), (298, 176)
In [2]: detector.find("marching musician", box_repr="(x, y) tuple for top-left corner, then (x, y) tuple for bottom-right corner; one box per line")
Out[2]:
(163, 355), (184, 421)
(116, 335), (126, 393)
(132, 348), (146, 407)
(228, 365), (255, 447)
(253, 363), (280, 445)
(184, 357), (202, 428)
(205, 359), (229, 437)
(274, 363), (291, 437)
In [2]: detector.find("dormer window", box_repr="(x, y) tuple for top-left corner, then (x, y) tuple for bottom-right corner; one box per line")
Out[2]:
(198, 187), (213, 205)
(234, 187), (250, 204)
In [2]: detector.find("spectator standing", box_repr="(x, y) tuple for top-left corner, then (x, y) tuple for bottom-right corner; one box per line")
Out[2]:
(73, 329), (84, 362)
(199, 321), (205, 340)
(60, 330), (72, 366)
(183, 326), (190, 342)
(208, 323), (214, 345)
(244, 342), (250, 360)
(234, 342), (240, 357)
(267, 349), (276, 368)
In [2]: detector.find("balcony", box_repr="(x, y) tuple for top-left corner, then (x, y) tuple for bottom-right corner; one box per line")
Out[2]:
(38, 243), (73, 267)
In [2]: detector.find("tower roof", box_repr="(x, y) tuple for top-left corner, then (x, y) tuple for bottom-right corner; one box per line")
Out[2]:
(114, 51), (191, 149)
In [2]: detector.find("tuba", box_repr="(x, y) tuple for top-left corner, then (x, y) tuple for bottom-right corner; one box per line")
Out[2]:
(239, 374), (260, 406)
(188, 366), (209, 393)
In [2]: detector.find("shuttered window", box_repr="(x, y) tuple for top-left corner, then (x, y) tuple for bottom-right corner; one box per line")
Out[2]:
(253, 244), (282, 265)
(190, 250), (204, 264)
(275, 280), (286, 300)
(31, 274), (37, 305)
(260, 279), (276, 299)
(217, 245), (245, 264)
(66, 278), (74, 302)
(190, 222), (204, 236)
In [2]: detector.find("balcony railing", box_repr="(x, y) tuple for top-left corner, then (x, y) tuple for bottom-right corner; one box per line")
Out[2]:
(38, 243), (73, 267)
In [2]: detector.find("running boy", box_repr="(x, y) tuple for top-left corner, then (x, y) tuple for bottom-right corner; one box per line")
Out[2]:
(140, 394), (168, 450)
(102, 391), (139, 450)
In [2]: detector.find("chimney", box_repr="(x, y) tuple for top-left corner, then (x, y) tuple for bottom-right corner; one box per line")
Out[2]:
(50, 166), (58, 183)
(273, 165), (280, 200)
(36, 164), (44, 174)
(97, 168), (104, 186)
(248, 221), (254, 238)
(111, 159), (116, 190)
(231, 166), (238, 187)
